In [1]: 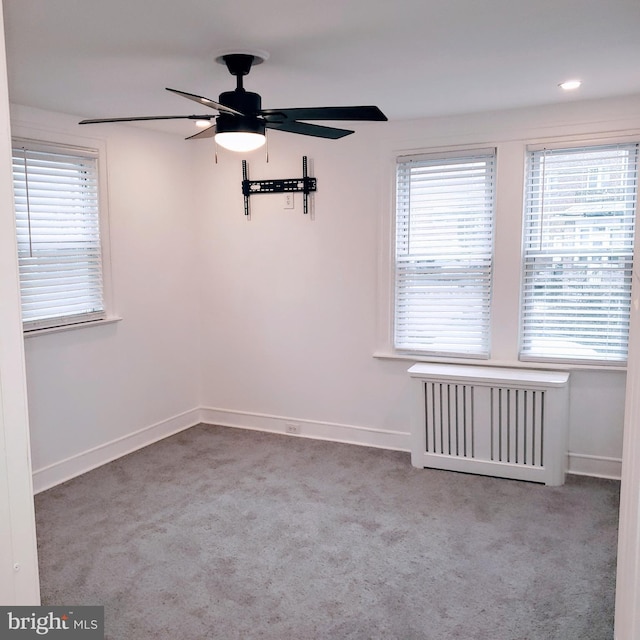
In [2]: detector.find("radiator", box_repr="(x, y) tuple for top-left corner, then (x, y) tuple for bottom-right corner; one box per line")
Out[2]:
(408, 364), (570, 486)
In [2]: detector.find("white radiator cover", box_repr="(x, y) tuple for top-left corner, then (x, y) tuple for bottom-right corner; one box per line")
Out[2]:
(408, 364), (570, 486)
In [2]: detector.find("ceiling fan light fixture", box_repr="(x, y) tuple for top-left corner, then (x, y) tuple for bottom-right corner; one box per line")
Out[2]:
(214, 114), (266, 152)
(195, 119), (211, 128)
(215, 131), (266, 152)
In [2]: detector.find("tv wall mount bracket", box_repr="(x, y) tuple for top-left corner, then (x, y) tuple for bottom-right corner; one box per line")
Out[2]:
(241, 156), (316, 217)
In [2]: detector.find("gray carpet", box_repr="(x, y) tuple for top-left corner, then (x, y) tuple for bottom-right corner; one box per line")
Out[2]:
(35, 424), (619, 639)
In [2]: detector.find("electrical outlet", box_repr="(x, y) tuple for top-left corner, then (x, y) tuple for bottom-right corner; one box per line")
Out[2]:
(285, 423), (300, 435)
(284, 193), (294, 209)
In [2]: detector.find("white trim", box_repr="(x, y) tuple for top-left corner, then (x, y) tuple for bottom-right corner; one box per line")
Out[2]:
(199, 407), (411, 452)
(10, 122), (117, 332)
(396, 146), (497, 162)
(31, 406), (623, 491)
(23, 315), (122, 338)
(567, 453), (622, 481)
(615, 265), (640, 638)
(408, 362), (570, 388)
(0, 0), (40, 604)
(527, 132), (640, 152)
(373, 350), (627, 373)
(32, 408), (201, 494)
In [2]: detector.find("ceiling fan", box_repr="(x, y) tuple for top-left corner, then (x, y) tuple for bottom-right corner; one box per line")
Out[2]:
(79, 52), (388, 152)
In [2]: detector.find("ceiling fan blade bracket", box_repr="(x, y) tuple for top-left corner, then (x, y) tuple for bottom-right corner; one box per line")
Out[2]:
(261, 110), (288, 124)
(166, 88), (244, 116)
(185, 124), (217, 140)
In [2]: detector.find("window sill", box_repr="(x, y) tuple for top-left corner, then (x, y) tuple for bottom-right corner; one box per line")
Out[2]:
(23, 316), (122, 338)
(372, 350), (627, 373)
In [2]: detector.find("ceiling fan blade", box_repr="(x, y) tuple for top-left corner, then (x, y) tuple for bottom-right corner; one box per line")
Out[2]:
(266, 120), (353, 139)
(166, 88), (244, 116)
(185, 124), (216, 140)
(79, 114), (215, 125)
(261, 105), (387, 122)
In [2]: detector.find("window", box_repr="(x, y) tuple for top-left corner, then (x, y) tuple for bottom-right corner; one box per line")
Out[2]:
(520, 143), (639, 363)
(12, 140), (107, 331)
(394, 149), (496, 357)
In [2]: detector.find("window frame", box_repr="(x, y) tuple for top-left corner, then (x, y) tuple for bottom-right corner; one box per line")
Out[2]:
(392, 147), (497, 359)
(377, 132), (640, 372)
(518, 140), (639, 366)
(10, 126), (115, 335)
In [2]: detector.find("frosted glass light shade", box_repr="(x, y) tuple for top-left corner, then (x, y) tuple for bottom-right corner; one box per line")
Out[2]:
(215, 131), (266, 152)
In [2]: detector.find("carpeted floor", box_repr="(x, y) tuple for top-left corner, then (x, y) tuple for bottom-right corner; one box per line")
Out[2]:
(35, 424), (619, 639)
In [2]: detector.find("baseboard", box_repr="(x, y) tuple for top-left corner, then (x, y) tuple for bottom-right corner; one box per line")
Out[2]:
(567, 453), (622, 481)
(32, 406), (619, 492)
(200, 412), (621, 481)
(32, 408), (202, 494)
(199, 407), (411, 453)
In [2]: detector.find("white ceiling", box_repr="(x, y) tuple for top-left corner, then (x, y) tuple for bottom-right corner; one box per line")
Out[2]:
(3, 0), (640, 135)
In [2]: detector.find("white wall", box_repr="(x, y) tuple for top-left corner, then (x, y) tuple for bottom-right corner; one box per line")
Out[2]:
(13, 94), (640, 489)
(197, 95), (640, 477)
(196, 133), (414, 450)
(10, 106), (202, 492)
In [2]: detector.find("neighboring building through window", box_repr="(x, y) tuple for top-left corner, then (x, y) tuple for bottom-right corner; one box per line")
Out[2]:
(520, 143), (639, 363)
(12, 140), (106, 331)
(394, 149), (496, 357)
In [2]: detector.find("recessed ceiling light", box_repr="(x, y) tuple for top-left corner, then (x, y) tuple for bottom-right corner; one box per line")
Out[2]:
(559, 79), (582, 91)
(195, 120), (211, 128)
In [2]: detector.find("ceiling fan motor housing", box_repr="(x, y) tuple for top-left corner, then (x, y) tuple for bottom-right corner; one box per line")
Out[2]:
(218, 89), (261, 115)
(216, 89), (265, 136)
(216, 112), (265, 136)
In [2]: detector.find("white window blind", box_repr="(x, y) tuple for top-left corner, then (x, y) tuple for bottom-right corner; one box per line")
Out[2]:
(12, 141), (105, 331)
(520, 143), (639, 363)
(394, 149), (496, 357)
